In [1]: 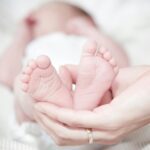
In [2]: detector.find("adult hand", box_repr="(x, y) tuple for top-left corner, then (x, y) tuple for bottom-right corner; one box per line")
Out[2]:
(34, 70), (150, 146)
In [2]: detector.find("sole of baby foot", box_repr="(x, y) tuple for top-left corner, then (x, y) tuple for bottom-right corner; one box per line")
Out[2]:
(20, 55), (73, 108)
(74, 40), (119, 110)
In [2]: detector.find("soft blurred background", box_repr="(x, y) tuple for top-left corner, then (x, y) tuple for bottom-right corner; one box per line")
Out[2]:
(0, 0), (150, 65)
(0, 0), (150, 149)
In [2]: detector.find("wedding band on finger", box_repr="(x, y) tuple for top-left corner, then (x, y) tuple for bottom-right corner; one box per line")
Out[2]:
(86, 129), (94, 144)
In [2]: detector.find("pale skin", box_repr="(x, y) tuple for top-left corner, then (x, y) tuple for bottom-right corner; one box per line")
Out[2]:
(14, 40), (118, 122)
(2, 2), (147, 146)
(0, 2), (129, 122)
(15, 41), (150, 146)
(33, 66), (150, 146)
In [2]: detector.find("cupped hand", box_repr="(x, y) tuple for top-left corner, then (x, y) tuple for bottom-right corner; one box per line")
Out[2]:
(34, 68), (150, 146)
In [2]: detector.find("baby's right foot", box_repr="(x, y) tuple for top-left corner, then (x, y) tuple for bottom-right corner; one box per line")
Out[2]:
(20, 55), (73, 108)
(74, 40), (119, 110)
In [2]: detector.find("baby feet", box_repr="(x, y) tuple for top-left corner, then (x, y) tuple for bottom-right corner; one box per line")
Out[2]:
(20, 41), (118, 110)
(74, 40), (119, 110)
(20, 55), (73, 108)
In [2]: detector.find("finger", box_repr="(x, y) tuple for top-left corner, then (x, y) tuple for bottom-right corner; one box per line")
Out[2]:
(64, 64), (78, 83)
(35, 103), (114, 129)
(36, 112), (123, 145)
(35, 110), (125, 145)
(34, 112), (59, 143)
(59, 66), (72, 91)
(35, 111), (89, 145)
(92, 129), (121, 145)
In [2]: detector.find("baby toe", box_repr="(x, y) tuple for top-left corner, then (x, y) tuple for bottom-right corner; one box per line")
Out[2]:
(99, 46), (107, 54)
(109, 58), (117, 67)
(95, 51), (102, 57)
(83, 40), (97, 56)
(21, 83), (28, 92)
(28, 59), (37, 69)
(21, 74), (30, 83)
(23, 66), (33, 75)
(103, 51), (112, 61)
(36, 55), (51, 69)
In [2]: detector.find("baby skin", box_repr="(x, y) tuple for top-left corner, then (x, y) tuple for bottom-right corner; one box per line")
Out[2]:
(21, 56), (73, 108)
(74, 40), (118, 109)
(20, 40), (118, 111)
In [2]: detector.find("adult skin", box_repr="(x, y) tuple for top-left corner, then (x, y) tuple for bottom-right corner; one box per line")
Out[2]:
(34, 66), (150, 146)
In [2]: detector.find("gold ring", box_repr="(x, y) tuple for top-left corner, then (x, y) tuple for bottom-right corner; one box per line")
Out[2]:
(86, 129), (94, 144)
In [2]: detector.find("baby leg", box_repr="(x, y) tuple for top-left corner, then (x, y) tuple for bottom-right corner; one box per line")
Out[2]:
(74, 40), (119, 110)
(20, 55), (73, 108)
(67, 17), (129, 67)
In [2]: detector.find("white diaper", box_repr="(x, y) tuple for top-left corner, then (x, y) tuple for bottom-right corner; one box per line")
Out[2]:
(23, 33), (87, 70)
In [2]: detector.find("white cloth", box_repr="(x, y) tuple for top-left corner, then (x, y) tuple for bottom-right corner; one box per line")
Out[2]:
(23, 33), (87, 70)
(0, 139), (37, 150)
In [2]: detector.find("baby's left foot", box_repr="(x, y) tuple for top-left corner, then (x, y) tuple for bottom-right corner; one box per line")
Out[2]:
(74, 40), (119, 110)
